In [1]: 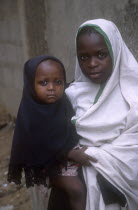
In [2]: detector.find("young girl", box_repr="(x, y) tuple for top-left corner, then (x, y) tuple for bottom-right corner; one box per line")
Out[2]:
(7, 55), (89, 210)
(65, 19), (138, 210)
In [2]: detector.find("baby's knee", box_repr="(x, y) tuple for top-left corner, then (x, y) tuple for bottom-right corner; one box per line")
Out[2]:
(53, 176), (86, 201)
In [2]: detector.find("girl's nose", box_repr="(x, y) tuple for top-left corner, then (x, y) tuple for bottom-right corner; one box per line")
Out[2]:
(88, 56), (98, 68)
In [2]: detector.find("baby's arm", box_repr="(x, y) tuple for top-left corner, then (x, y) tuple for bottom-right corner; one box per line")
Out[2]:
(67, 147), (97, 166)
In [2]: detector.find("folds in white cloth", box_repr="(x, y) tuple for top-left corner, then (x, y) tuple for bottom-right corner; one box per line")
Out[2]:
(66, 19), (138, 210)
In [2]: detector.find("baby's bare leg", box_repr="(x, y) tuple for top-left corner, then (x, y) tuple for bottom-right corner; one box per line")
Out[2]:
(51, 176), (86, 210)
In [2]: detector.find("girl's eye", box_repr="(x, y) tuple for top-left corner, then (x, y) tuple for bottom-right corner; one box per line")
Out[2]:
(40, 81), (47, 86)
(55, 80), (64, 85)
(79, 55), (89, 61)
(98, 52), (108, 59)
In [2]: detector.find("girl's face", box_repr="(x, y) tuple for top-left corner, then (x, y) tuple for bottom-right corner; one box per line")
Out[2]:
(34, 60), (65, 104)
(77, 32), (112, 84)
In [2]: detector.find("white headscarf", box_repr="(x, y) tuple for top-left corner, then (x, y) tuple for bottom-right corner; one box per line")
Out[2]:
(66, 19), (138, 210)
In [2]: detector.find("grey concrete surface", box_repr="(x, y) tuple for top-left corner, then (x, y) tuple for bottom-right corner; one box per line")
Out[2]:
(0, 0), (28, 115)
(0, 0), (138, 116)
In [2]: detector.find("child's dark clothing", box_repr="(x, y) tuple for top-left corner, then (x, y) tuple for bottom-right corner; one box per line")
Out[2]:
(7, 55), (79, 188)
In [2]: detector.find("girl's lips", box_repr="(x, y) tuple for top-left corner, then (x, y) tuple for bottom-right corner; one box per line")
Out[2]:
(89, 72), (102, 78)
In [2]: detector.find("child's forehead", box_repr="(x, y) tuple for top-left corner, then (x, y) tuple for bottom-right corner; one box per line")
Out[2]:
(37, 59), (63, 70)
(35, 59), (65, 78)
(38, 59), (58, 66)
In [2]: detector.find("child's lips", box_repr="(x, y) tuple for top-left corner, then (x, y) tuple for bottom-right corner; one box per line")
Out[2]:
(47, 95), (56, 98)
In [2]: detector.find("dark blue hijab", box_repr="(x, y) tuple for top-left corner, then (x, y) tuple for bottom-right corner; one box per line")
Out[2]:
(8, 55), (79, 187)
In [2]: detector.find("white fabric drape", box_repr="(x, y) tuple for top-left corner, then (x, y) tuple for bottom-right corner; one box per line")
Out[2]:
(66, 19), (138, 210)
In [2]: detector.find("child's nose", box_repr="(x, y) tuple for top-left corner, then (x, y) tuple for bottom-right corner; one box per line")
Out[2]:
(88, 56), (98, 68)
(47, 83), (55, 90)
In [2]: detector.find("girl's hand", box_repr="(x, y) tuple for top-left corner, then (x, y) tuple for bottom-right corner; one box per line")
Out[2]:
(67, 147), (97, 166)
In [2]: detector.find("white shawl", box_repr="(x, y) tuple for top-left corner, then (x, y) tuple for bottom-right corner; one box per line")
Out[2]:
(66, 19), (138, 210)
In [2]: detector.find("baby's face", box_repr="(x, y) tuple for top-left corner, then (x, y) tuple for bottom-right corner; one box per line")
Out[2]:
(77, 32), (112, 84)
(34, 60), (65, 104)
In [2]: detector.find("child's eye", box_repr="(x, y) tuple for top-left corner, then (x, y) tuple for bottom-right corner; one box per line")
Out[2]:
(79, 55), (89, 61)
(55, 80), (64, 85)
(40, 81), (47, 86)
(98, 52), (108, 59)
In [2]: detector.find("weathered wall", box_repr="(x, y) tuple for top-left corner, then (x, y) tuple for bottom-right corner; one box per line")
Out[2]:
(0, 0), (138, 115)
(46, 0), (138, 81)
(0, 0), (27, 115)
(24, 0), (47, 57)
(0, 0), (47, 115)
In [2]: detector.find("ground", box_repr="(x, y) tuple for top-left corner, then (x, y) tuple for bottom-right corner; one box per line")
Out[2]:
(0, 105), (32, 210)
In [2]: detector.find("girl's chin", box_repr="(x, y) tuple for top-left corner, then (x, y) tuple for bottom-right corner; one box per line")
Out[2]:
(87, 74), (109, 84)
(88, 76), (103, 84)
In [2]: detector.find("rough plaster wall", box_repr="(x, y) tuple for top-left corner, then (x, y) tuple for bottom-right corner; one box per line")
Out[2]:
(0, 0), (137, 116)
(0, 0), (48, 115)
(46, 0), (138, 82)
(24, 0), (48, 57)
(0, 0), (27, 115)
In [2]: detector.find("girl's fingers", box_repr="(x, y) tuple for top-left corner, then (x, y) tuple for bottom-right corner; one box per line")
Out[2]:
(87, 155), (97, 163)
(81, 147), (97, 162)
(85, 161), (91, 166)
(81, 146), (88, 152)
